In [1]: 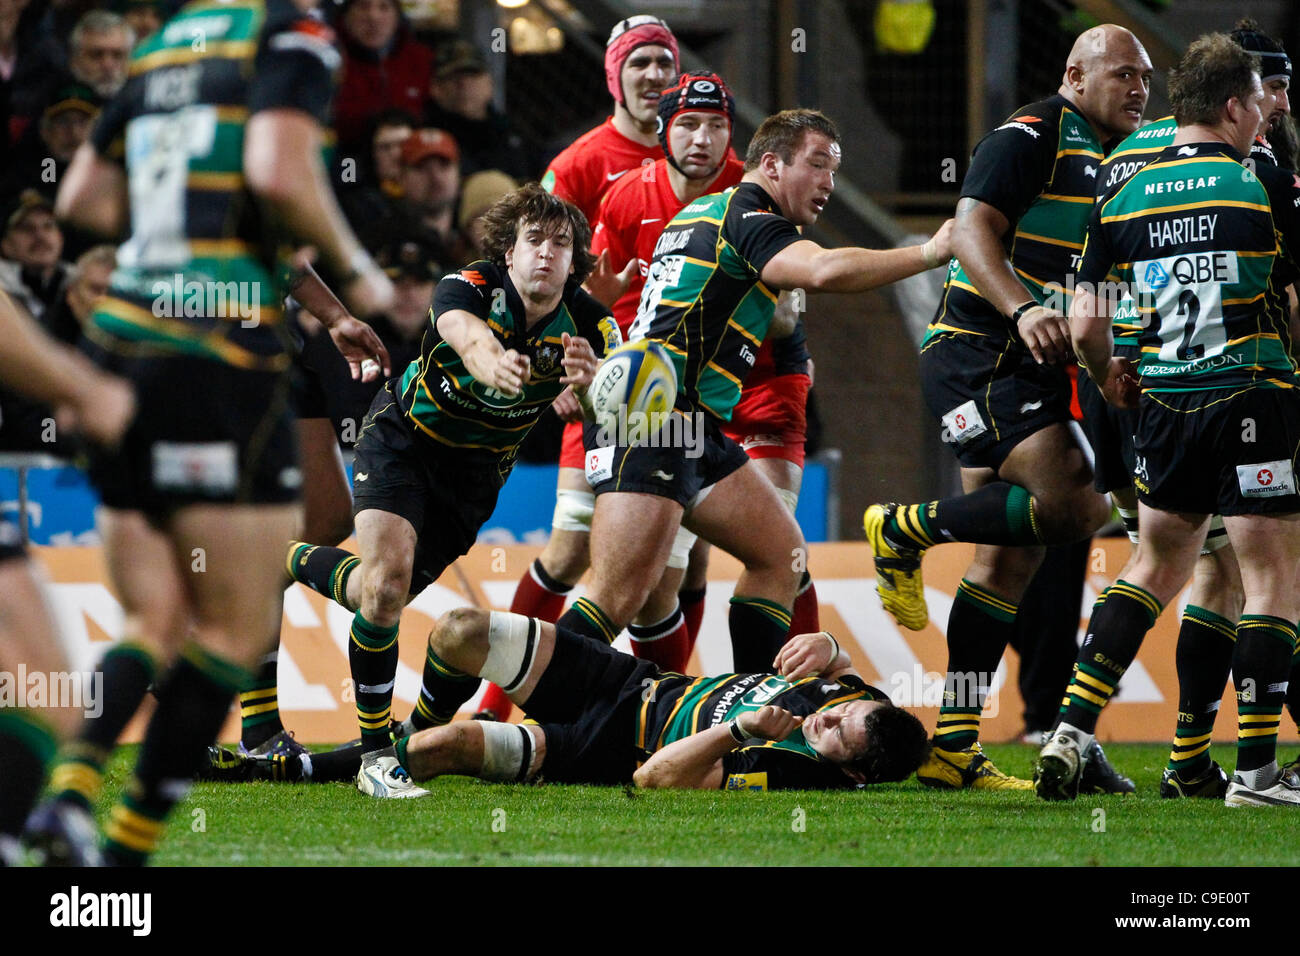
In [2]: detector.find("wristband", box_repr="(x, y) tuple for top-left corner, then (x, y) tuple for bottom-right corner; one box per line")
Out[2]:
(921, 237), (940, 269)
(1010, 301), (1039, 323)
(822, 631), (841, 665)
(728, 719), (749, 744)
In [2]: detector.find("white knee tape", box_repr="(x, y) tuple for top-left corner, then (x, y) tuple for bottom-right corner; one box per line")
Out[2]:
(1201, 514), (1229, 556)
(776, 487), (799, 514)
(482, 611), (540, 694)
(479, 722), (537, 782)
(666, 525), (697, 570)
(551, 489), (595, 532)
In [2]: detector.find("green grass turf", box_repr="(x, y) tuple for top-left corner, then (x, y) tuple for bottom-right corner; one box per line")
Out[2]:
(94, 743), (1298, 867)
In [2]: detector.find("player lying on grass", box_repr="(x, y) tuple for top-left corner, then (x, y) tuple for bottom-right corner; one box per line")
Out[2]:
(208, 615), (929, 792)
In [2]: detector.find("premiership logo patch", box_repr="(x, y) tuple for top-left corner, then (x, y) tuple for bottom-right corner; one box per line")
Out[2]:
(1237, 460), (1296, 499)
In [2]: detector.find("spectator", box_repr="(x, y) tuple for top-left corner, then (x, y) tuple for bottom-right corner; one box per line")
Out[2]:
(1, 83), (99, 208)
(120, 0), (163, 46)
(374, 127), (460, 255)
(2, 0), (56, 149)
(66, 9), (132, 99)
(0, 190), (68, 324)
(332, 0), (433, 155)
(336, 108), (415, 233)
(457, 169), (516, 259)
(43, 242), (113, 346)
(426, 40), (540, 180)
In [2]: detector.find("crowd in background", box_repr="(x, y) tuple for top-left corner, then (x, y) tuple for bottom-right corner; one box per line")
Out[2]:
(0, 0), (554, 453)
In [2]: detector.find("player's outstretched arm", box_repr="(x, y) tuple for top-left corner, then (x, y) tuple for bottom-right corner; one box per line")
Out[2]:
(758, 219), (952, 294)
(436, 308), (531, 396)
(634, 706), (803, 790)
(0, 290), (135, 447)
(290, 263), (392, 381)
(244, 109), (393, 318)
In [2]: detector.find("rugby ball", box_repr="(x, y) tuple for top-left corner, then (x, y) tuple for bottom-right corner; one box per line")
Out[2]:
(588, 340), (678, 442)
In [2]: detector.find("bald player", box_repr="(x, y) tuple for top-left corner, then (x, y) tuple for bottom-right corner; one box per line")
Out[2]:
(865, 25), (1153, 790)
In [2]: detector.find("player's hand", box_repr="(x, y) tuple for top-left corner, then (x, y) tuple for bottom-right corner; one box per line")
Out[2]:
(340, 265), (395, 319)
(774, 631), (839, 680)
(925, 218), (955, 266)
(57, 371), (135, 449)
(737, 706), (804, 742)
(1016, 305), (1071, 365)
(552, 385), (584, 422)
(581, 249), (637, 307)
(1099, 355), (1140, 409)
(559, 332), (598, 387)
(328, 315), (392, 382)
(488, 348), (530, 397)
(805, 356), (815, 387)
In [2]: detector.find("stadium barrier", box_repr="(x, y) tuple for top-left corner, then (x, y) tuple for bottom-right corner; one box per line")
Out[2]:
(33, 540), (1296, 746)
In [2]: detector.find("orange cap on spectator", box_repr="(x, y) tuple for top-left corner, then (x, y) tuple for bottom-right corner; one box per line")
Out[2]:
(400, 128), (460, 166)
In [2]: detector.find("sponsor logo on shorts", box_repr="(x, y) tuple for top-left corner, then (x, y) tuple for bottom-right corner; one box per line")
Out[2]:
(585, 445), (615, 485)
(940, 400), (988, 445)
(1238, 460), (1296, 498)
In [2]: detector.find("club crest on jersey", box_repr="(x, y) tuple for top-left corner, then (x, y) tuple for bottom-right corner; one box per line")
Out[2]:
(533, 343), (563, 377)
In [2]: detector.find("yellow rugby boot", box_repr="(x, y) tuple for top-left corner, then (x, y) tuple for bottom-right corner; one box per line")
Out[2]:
(863, 503), (929, 631)
(917, 742), (1034, 791)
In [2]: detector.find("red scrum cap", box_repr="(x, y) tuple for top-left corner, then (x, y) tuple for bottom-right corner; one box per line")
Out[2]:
(605, 15), (679, 104)
(656, 71), (735, 173)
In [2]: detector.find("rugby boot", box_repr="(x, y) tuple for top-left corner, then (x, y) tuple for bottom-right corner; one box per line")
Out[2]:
(1160, 760), (1229, 799)
(916, 742), (1033, 790)
(1034, 731), (1083, 801)
(863, 503), (929, 630)
(22, 800), (103, 866)
(1079, 741), (1135, 795)
(240, 728), (309, 758)
(1224, 766), (1300, 807)
(356, 748), (428, 799)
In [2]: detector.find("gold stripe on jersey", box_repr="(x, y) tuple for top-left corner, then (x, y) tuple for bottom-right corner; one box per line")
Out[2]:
(1014, 229), (1083, 250)
(1101, 198), (1272, 223)
(131, 41), (259, 74)
(91, 300), (287, 370)
(1059, 148), (1104, 160)
(415, 377), (541, 432)
(727, 318), (763, 347)
(188, 171), (243, 190)
(1037, 193), (1092, 205)
(1012, 265), (1054, 289)
(706, 360), (744, 389)
(654, 677), (709, 749)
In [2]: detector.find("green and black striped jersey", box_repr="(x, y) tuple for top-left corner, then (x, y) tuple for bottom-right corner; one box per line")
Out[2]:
(1079, 141), (1300, 393)
(88, 0), (340, 371)
(926, 95), (1106, 344)
(402, 260), (620, 467)
(1096, 117), (1284, 350)
(628, 182), (803, 421)
(636, 671), (891, 791)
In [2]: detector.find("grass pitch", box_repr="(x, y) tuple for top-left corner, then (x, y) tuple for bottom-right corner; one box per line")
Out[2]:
(95, 743), (1295, 867)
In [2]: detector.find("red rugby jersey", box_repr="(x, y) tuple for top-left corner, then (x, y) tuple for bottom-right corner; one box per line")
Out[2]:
(541, 118), (664, 228)
(590, 155), (745, 333)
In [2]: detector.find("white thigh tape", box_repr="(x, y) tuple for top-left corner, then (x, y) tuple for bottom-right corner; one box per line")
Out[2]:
(482, 611), (540, 694)
(1201, 514), (1229, 555)
(666, 524), (697, 570)
(551, 488), (595, 532)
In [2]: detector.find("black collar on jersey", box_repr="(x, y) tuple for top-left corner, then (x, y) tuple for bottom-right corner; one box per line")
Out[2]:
(739, 180), (787, 221)
(1154, 140), (1246, 164)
